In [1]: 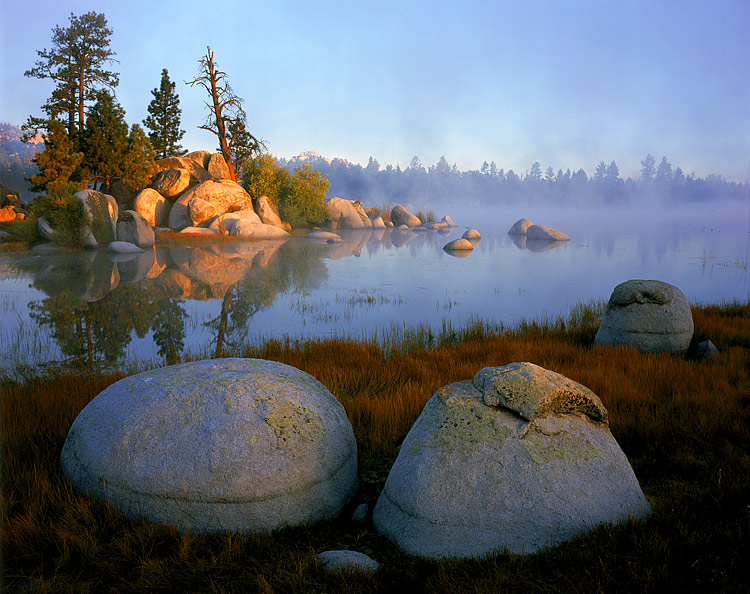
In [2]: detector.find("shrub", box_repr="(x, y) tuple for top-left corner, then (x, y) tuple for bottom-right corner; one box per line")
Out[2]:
(278, 163), (331, 228)
(28, 183), (88, 249)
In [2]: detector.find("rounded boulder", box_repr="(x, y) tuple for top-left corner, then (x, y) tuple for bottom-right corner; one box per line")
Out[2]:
(373, 362), (651, 558)
(61, 358), (358, 533)
(594, 279), (694, 355)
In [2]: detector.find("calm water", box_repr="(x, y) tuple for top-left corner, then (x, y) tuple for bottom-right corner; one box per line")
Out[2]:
(1, 202), (748, 377)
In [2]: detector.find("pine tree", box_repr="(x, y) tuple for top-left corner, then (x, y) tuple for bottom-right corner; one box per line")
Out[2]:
(143, 69), (186, 159)
(82, 90), (128, 188)
(28, 120), (85, 192)
(24, 11), (118, 141)
(121, 124), (157, 192)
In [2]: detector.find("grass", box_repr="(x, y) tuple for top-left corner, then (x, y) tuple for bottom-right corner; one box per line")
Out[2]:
(1, 302), (749, 593)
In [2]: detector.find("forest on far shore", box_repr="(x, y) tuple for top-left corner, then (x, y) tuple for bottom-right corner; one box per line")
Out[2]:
(2, 122), (746, 208)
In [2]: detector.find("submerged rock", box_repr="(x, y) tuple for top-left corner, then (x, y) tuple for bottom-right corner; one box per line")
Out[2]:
(61, 358), (358, 534)
(373, 362), (651, 558)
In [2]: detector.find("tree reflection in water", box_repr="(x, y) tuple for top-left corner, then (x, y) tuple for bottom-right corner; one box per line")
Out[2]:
(22, 238), (328, 373)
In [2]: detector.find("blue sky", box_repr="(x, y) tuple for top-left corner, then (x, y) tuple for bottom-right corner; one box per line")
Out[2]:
(1, 0), (748, 181)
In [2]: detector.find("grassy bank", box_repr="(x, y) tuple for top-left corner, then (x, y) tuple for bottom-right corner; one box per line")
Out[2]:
(1, 303), (749, 593)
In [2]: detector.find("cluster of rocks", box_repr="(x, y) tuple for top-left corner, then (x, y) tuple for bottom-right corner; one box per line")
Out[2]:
(0, 184), (28, 223)
(508, 218), (570, 243)
(62, 357), (657, 565)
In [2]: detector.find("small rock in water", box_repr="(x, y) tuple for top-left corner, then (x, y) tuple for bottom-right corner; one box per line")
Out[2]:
(462, 228), (481, 240)
(443, 238), (474, 251)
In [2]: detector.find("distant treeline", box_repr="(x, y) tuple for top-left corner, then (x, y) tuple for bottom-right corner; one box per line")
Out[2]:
(278, 153), (748, 210)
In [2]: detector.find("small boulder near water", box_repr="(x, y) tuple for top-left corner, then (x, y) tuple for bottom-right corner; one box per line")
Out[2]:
(443, 238), (474, 252)
(594, 279), (694, 355)
(61, 358), (358, 533)
(390, 204), (421, 227)
(462, 228), (481, 240)
(372, 362), (651, 559)
(508, 218), (534, 235)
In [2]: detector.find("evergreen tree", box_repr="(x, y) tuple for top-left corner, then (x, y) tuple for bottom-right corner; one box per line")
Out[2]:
(82, 90), (128, 188)
(640, 154), (656, 181)
(143, 69), (186, 159)
(121, 124), (157, 192)
(656, 156), (673, 183)
(24, 11), (118, 141)
(28, 120), (85, 192)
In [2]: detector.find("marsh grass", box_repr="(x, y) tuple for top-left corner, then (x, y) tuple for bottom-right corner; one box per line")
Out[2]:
(2, 302), (749, 593)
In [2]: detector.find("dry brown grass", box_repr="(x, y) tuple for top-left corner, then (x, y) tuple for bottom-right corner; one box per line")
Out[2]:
(2, 303), (749, 593)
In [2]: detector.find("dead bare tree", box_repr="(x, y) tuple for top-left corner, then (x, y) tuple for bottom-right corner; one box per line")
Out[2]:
(186, 46), (263, 182)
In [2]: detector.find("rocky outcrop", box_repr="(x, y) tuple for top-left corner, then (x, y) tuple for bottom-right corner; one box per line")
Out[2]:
(152, 168), (190, 199)
(594, 280), (694, 355)
(133, 188), (169, 227)
(116, 210), (155, 248)
(373, 362), (651, 558)
(185, 150), (211, 169)
(167, 180), (254, 230)
(155, 156), (211, 186)
(61, 358), (358, 533)
(526, 224), (570, 241)
(390, 204), (421, 227)
(325, 197), (372, 229)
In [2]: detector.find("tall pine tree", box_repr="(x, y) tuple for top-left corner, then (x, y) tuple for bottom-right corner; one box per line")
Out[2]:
(122, 124), (157, 192)
(24, 11), (119, 141)
(143, 69), (186, 159)
(28, 120), (85, 192)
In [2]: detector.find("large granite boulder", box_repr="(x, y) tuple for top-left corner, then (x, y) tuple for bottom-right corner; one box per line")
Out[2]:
(61, 358), (358, 533)
(325, 197), (372, 229)
(508, 218), (534, 235)
(75, 189), (118, 248)
(116, 210), (155, 248)
(167, 180), (254, 230)
(390, 204), (421, 227)
(207, 153), (232, 180)
(152, 168), (191, 199)
(594, 280), (694, 355)
(133, 188), (170, 227)
(184, 150), (211, 169)
(526, 224), (569, 241)
(373, 362), (651, 558)
(208, 209), (262, 235)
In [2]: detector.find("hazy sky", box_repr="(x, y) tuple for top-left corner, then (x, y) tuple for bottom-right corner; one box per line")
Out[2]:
(1, 0), (748, 181)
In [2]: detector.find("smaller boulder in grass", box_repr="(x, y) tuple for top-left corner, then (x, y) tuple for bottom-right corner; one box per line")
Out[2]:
(317, 550), (379, 573)
(594, 279), (694, 355)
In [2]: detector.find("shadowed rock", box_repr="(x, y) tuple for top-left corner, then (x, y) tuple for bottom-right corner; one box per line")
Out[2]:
(61, 358), (358, 534)
(595, 279), (694, 355)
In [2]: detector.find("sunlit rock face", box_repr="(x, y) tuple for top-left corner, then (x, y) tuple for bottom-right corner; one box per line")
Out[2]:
(325, 196), (373, 229)
(152, 168), (190, 199)
(207, 152), (232, 180)
(254, 196), (289, 231)
(61, 358), (358, 533)
(390, 204), (421, 227)
(134, 188), (169, 227)
(373, 362), (651, 559)
(595, 279), (694, 355)
(155, 156), (211, 186)
(167, 180), (254, 230)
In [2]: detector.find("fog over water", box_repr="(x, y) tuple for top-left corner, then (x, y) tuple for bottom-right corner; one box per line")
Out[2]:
(0, 198), (747, 378)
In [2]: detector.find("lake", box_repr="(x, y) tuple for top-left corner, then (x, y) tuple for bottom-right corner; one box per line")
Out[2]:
(1, 201), (747, 378)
